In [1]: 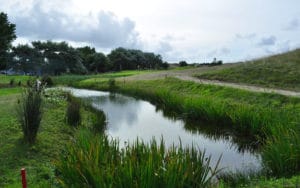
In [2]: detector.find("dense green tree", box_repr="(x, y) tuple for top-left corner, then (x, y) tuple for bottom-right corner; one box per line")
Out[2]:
(108, 47), (165, 71)
(0, 12), (16, 70)
(9, 41), (87, 75)
(86, 52), (111, 73)
(179, 61), (188, 67)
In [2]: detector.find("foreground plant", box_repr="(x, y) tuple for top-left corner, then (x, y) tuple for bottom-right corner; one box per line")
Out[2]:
(56, 129), (222, 187)
(17, 83), (43, 144)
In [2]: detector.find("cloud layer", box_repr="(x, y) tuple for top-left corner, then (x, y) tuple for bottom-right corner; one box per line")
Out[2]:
(10, 1), (140, 49)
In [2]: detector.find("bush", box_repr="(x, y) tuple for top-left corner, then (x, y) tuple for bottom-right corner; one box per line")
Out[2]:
(108, 78), (116, 90)
(17, 85), (43, 144)
(9, 78), (14, 86)
(88, 107), (106, 133)
(66, 94), (81, 126)
(41, 75), (53, 86)
(179, 61), (188, 67)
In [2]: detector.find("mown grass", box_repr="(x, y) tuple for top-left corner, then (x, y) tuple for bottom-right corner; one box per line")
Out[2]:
(56, 128), (221, 188)
(196, 48), (300, 91)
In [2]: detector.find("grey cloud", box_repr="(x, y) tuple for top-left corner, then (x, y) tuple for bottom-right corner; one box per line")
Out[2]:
(157, 41), (173, 54)
(10, 1), (140, 49)
(284, 18), (299, 31)
(258, 36), (276, 46)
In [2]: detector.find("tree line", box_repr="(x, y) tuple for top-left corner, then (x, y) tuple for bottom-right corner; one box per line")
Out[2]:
(0, 12), (168, 75)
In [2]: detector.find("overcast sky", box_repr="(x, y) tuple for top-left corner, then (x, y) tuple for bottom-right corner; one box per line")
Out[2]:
(1, 0), (300, 63)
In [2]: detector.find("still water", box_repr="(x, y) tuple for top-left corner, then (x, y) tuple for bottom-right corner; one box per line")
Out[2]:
(68, 88), (261, 171)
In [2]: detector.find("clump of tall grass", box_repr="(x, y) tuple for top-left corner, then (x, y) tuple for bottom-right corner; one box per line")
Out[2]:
(66, 93), (81, 126)
(262, 127), (300, 177)
(56, 129), (222, 187)
(83, 102), (107, 133)
(17, 83), (43, 144)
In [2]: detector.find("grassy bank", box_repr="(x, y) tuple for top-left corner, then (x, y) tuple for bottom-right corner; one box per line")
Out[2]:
(75, 77), (300, 138)
(0, 88), (72, 187)
(196, 48), (300, 91)
(67, 76), (300, 179)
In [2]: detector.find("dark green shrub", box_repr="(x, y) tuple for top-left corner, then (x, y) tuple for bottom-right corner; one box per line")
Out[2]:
(9, 78), (14, 86)
(41, 75), (53, 86)
(88, 107), (106, 133)
(108, 78), (116, 90)
(18, 81), (21, 86)
(66, 94), (81, 126)
(17, 85), (43, 144)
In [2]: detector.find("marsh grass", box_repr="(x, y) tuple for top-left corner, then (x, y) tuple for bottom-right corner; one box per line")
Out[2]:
(56, 129), (222, 187)
(66, 93), (81, 127)
(262, 127), (300, 177)
(17, 85), (43, 144)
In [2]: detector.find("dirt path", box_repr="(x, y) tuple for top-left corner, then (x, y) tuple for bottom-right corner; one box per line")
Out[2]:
(122, 68), (300, 98)
(176, 75), (300, 98)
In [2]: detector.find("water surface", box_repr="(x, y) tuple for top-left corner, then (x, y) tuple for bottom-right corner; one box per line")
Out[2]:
(68, 88), (261, 171)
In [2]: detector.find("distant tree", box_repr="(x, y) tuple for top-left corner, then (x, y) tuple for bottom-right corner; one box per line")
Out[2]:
(77, 46), (96, 71)
(161, 62), (169, 69)
(0, 12), (16, 70)
(86, 52), (111, 73)
(7, 41), (88, 75)
(179, 61), (188, 67)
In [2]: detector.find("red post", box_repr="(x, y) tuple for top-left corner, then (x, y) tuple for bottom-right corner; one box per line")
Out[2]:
(21, 168), (27, 188)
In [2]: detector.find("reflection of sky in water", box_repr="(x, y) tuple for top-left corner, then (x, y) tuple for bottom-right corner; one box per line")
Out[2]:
(69, 88), (261, 171)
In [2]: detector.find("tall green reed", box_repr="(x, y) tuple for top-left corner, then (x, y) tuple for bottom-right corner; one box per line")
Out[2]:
(56, 129), (222, 187)
(17, 84), (43, 144)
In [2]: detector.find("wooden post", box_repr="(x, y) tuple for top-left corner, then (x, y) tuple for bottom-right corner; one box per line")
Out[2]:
(21, 168), (27, 188)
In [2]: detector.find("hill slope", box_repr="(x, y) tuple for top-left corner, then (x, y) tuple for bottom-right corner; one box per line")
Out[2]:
(196, 49), (300, 91)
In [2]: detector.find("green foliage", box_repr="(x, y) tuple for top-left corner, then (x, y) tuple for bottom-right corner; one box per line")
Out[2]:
(179, 60), (188, 67)
(262, 128), (300, 177)
(83, 77), (300, 138)
(0, 12), (16, 70)
(66, 94), (81, 126)
(17, 85), (43, 144)
(56, 129), (221, 187)
(108, 47), (165, 71)
(9, 78), (14, 86)
(0, 88), (74, 186)
(41, 75), (54, 86)
(197, 48), (300, 91)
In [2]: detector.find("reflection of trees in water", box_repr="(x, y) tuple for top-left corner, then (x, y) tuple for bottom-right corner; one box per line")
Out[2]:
(89, 94), (141, 131)
(84, 92), (260, 154)
(153, 102), (261, 154)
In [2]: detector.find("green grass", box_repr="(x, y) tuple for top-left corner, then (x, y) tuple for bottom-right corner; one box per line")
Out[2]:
(0, 88), (73, 187)
(76, 77), (300, 138)
(196, 48), (300, 91)
(72, 76), (300, 179)
(56, 128), (221, 188)
(52, 70), (157, 86)
(0, 75), (32, 87)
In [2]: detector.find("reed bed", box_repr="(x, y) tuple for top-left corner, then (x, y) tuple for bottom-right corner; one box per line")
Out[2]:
(56, 129), (221, 187)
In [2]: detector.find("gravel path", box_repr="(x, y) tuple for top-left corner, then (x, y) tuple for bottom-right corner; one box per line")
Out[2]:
(122, 67), (300, 98)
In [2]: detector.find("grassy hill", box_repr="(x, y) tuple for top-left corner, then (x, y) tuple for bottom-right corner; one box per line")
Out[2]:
(196, 49), (300, 91)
